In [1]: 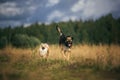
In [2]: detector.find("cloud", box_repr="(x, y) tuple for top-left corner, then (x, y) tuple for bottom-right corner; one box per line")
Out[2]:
(47, 9), (78, 23)
(0, 0), (41, 17)
(0, 0), (42, 23)
(0, 2), (23, 16)
(71, 0), (120, 20)
(46, 0), (60, 7)
(47, 10), (64, 21)
(23, 23), (32, 27)
(61, 16), (77, 22)
(46, 0), (120, 23)
(71, 0), (85, 13)
(0, 0), (120, 27)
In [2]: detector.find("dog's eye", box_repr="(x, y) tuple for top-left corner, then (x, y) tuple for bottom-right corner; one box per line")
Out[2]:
(66, 40), (70, 42)
(68, 40), (72, 42)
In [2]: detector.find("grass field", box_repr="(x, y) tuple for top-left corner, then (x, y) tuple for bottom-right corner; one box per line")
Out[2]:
(0, 44), (120, 80)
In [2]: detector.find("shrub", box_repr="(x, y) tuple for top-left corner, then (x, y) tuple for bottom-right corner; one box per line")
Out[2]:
(0, 36), (7, 48)
(11, 34), (41, 48)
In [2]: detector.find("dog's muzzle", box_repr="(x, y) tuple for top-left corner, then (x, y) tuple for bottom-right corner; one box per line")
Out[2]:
(42, 47), (45, 50)
(65, 36), (73, 48)
(65, 41), (72, 48)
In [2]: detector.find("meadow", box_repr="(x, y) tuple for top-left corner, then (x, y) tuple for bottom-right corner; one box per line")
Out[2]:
(0, 44), (120, 80)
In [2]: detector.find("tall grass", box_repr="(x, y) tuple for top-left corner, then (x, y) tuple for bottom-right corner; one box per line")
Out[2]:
(0, 44), (120, 68)
(0, 44), (120, 80)
(73, 44), (120, 67)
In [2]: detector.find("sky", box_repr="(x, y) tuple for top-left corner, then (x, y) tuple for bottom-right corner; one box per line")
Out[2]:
(0, 0), (120, 27)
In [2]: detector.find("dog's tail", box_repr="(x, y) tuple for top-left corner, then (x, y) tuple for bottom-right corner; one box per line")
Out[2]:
(56, 24), (63, 36)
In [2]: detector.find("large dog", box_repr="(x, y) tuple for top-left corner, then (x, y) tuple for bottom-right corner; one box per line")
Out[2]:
(39, 43), (49, 59)
(56, 25), (73, 61)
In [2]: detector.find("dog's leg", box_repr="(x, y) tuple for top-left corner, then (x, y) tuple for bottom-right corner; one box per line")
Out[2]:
(63, 51), (67, 59)
(60, 45), (66, 59)
(47, 50), (49, 57)
(61, 49), (66, 60)
(65, 50), (71, 61)
(66, 53), (69, 61)
(64, 50), (71, 61)
(67, 52), (71, 61)
(64, 52), (68, 61)
(46, 50), (49, 60)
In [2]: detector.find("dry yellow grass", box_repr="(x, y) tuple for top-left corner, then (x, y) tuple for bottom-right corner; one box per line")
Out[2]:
(70, 44), (120, 68)
(0, 45), (32, 63)
(0, 44), (120, 80)
(0, 44), (120, 67)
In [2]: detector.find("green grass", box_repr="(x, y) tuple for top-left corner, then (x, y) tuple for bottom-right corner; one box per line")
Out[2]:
(0, 57), (120, 80)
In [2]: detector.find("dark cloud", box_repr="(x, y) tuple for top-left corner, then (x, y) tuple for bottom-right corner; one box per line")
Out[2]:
(0, 0), (120, 27)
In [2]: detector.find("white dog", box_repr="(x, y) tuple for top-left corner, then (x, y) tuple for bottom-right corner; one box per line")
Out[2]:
(39, 43), (49, 58)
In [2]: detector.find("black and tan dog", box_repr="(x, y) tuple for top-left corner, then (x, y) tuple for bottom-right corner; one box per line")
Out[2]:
(56, 25), (73, 61)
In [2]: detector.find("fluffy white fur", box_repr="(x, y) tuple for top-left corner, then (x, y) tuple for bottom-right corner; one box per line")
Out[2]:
(39, 43), (49, 58)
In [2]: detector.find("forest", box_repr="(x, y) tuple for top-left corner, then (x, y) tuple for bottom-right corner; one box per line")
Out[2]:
(0, 14), (120, 48)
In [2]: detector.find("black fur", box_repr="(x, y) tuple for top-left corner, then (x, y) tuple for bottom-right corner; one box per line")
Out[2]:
(56, 25), (73, 48)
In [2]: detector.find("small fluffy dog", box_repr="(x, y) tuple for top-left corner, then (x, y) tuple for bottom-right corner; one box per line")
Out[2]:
(56, 25), (73, 61)
(39, 43), (49, 59)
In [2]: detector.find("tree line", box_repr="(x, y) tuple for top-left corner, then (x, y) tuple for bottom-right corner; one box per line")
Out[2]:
(0, 14), (120, 48)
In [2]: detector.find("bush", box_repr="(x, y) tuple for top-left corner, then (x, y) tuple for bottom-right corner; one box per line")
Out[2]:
(11, 34), (41, 48)
(28, 36), (41, 48)
(0, 36), (7, 48)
